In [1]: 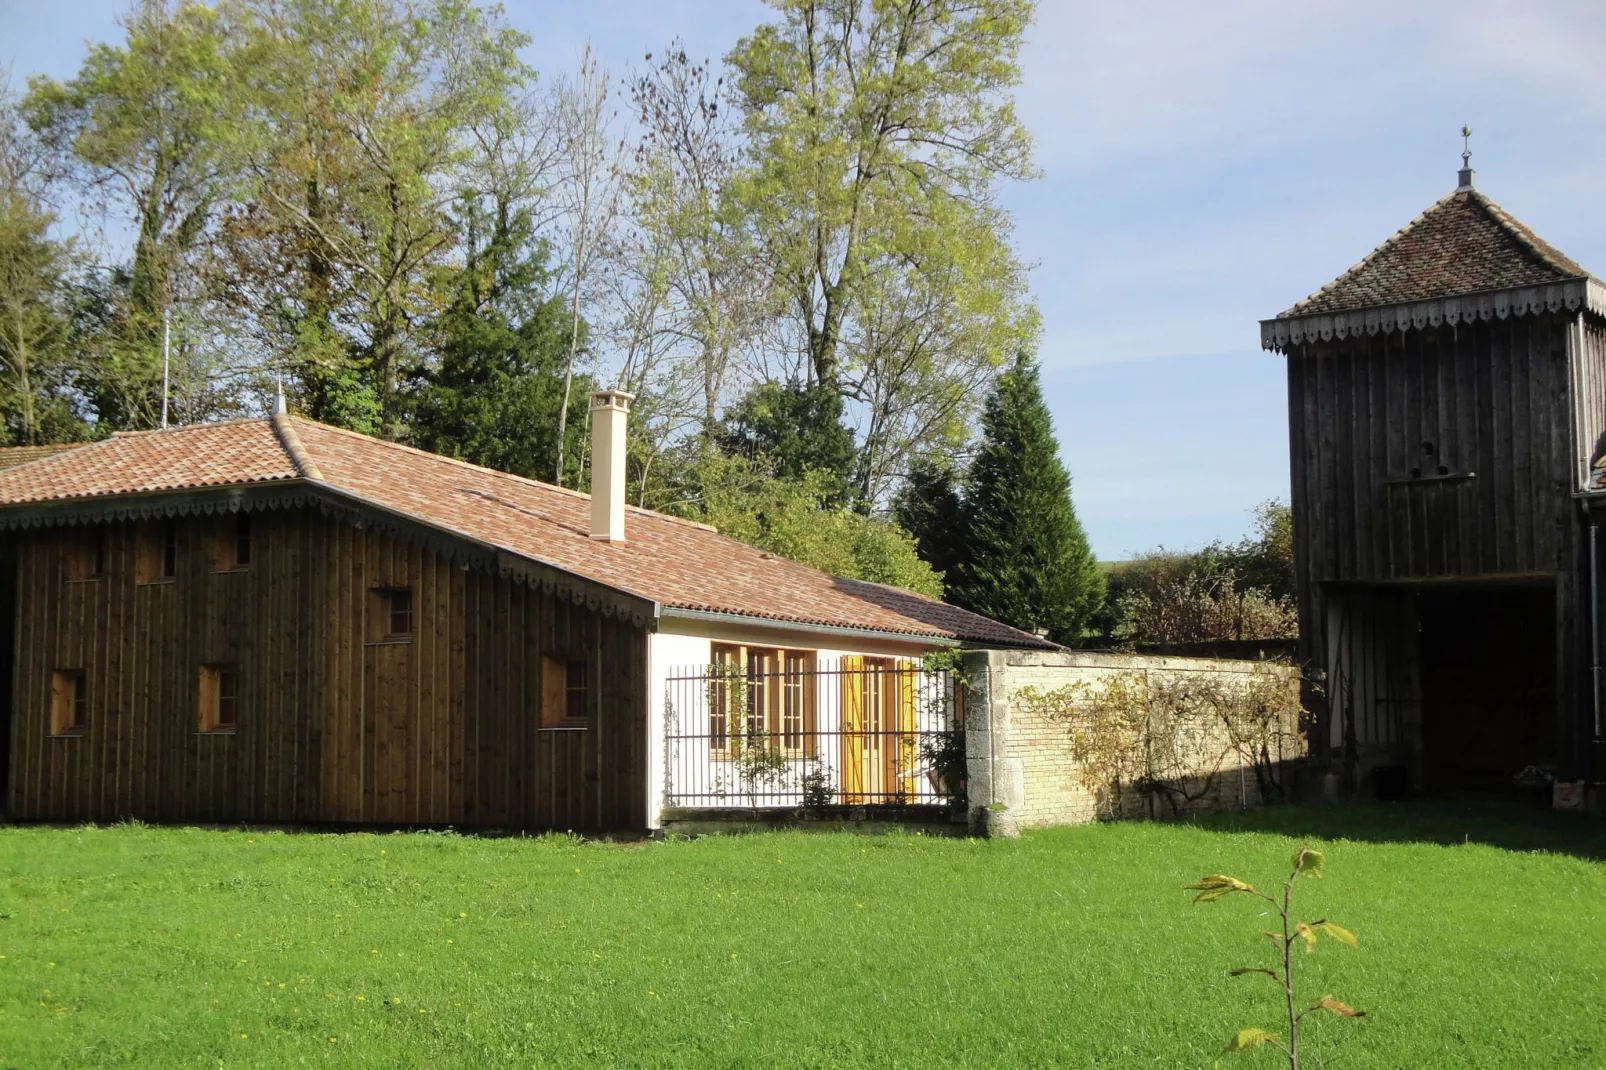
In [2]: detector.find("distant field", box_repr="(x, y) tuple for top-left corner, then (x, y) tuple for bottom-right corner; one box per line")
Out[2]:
(1, 802), (1602, 1068)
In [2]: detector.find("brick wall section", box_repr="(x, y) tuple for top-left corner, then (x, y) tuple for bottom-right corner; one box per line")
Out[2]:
(964, 650), (1304, 831)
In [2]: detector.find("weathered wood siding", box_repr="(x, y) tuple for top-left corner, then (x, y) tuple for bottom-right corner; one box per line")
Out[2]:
(6, 507), (647, 829)
(1285, 310), (1594, 775)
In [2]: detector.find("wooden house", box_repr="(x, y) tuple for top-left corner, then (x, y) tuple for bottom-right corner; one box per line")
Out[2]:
(1261, 155), (1606, 797)
(0, 393), (1049, 832)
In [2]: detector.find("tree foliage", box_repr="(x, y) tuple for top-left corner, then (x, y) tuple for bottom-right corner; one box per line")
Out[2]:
(713, 379), (857, 505)
(404, 197), (590, 483)
(949, 352), (1102, 642)
(9, 1), (1075, 609)
(727, 0), (1040, 499)
(0, 84), (87, 445)
(681, 453), (942, 597)
(1097, 501), (1297, 645)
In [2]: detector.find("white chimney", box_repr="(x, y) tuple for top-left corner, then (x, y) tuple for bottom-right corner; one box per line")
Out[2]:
(589, 388), (633, 542)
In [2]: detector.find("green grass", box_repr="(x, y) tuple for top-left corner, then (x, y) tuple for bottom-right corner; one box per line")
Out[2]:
(1, 803), (1602, 1068)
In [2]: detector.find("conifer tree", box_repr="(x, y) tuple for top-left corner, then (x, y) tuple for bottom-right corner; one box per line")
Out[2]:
(951, 353), (1104, 643)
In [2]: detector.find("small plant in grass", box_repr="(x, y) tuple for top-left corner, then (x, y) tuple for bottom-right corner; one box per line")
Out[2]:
(1186, 846), (1365, 1067)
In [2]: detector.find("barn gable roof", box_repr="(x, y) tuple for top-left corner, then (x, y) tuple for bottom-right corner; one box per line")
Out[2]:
(1261, 185), (1606, 351)
(0, 416), (1053, 650)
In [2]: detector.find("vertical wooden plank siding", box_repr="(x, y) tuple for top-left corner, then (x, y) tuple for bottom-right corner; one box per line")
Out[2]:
(1284, 311), (1591, 773)
(6, 507), (648, 830)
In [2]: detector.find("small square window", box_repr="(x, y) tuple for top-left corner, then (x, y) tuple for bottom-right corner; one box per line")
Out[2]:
(64, 527), (106, 581)
(199, 664), (239, 733)
(366, 587), (415, 644)
(50, 670), (87, 736)
(541, 655), (588, 728)
(388, 589), (413, 637)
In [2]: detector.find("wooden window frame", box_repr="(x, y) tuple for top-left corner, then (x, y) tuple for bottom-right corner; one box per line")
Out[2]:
(540, 654), (590, 730)
(211, 513), (253, 573)
(366, 587), (414, 645)
(709, 643), (817, 758)
(137, 519), (179, 585)
(50, 669), (87, 736)
(198, 663), (239, 734)
(63, 527), (106, 582)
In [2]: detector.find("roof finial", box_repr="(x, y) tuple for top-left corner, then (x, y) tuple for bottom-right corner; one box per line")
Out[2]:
(1457, 124), (1475, 191)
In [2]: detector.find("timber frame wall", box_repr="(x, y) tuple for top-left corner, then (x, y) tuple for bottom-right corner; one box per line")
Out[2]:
(1285, 310), (1606, 780)
(4, 502), (648, 830)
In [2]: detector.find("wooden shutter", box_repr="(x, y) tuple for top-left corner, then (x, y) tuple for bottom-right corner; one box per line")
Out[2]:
(894, 660), (919, 797)
(839, 656), (865, 802)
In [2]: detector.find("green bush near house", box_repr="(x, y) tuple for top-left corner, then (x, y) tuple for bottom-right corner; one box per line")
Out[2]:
(0, 803), (1601, 1067)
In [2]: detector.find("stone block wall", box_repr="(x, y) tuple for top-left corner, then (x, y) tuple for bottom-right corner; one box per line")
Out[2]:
(963, 649), (1304, 834)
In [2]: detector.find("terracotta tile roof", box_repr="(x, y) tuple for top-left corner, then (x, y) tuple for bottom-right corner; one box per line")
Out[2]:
(0, 443), (89, 470)
(0, 420), (298, 502)
(0, 415), (1052, 649)
(1279, 189), (1594, 318)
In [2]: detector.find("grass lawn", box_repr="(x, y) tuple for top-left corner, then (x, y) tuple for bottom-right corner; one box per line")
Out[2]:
(1, 802), (1602, 1068)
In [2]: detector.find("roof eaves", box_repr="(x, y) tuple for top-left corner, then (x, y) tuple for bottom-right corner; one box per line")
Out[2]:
(659, 604), (962, 646)
(1261, 276), (1601, 352)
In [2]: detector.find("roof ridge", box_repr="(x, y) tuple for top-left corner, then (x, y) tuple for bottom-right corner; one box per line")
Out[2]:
(271, 413), (324, 481)
(288, 415), (718, 533)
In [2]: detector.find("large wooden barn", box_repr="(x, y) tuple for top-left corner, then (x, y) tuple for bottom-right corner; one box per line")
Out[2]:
(1262, 155), (1606, 799)
(0, 393), (1047, 832)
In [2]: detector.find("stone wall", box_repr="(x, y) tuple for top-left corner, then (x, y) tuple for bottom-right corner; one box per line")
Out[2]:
(963, 649), (1305, 835)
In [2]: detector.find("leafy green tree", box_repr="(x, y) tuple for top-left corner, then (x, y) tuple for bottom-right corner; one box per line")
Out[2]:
(0, 88), (88, 445)
(713, 379), (857, 505)
(682, 453), (942, 598)
(892, 458), (966, 581)
(951, 352), (1102, 642)
(226, 0), (531, 434)
(24, 0), (247, 431)
(727, 0), (1039, 498)
(405, 196), (590, 484)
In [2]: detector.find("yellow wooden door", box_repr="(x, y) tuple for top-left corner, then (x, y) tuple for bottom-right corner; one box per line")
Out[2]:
(839, 656), (865, 802)
(890, 661), (918, 799)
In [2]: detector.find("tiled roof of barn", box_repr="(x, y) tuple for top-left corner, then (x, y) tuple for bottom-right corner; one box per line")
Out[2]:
(0, 417), (1052, 649)
(1278, 188), (1594, 318)
(0, 443), (91, 470)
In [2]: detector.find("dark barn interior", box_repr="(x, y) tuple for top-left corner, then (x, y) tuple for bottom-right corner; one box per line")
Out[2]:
(1418, 584), (1556, 791)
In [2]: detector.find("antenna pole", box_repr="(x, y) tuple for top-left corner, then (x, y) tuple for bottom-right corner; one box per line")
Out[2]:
(161, 307), (171, 429)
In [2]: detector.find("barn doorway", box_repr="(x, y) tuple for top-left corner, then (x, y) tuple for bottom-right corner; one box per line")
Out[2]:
(1418, 584), (1556, 791)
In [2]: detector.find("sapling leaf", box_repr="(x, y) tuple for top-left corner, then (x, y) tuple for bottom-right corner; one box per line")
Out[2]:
(1186, 875), (1255, 903)
(1229, 967), (1280, 981)
(1295, 849), (1326, 878)
(1223, 1027), (1279, 1053)
(1315, 921), (1358, 947)
(1294, 921), (1317, 953)
(1310, 996), (1366, 1018)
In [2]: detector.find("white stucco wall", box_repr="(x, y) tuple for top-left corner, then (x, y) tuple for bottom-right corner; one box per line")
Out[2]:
(645, 619), (948, 827)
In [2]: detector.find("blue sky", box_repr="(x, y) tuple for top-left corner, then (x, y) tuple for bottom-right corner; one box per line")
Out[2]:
(5, 0), (1605, 559)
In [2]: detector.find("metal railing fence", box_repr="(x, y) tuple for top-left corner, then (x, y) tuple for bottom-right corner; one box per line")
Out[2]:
(663, 661), (963, 808)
